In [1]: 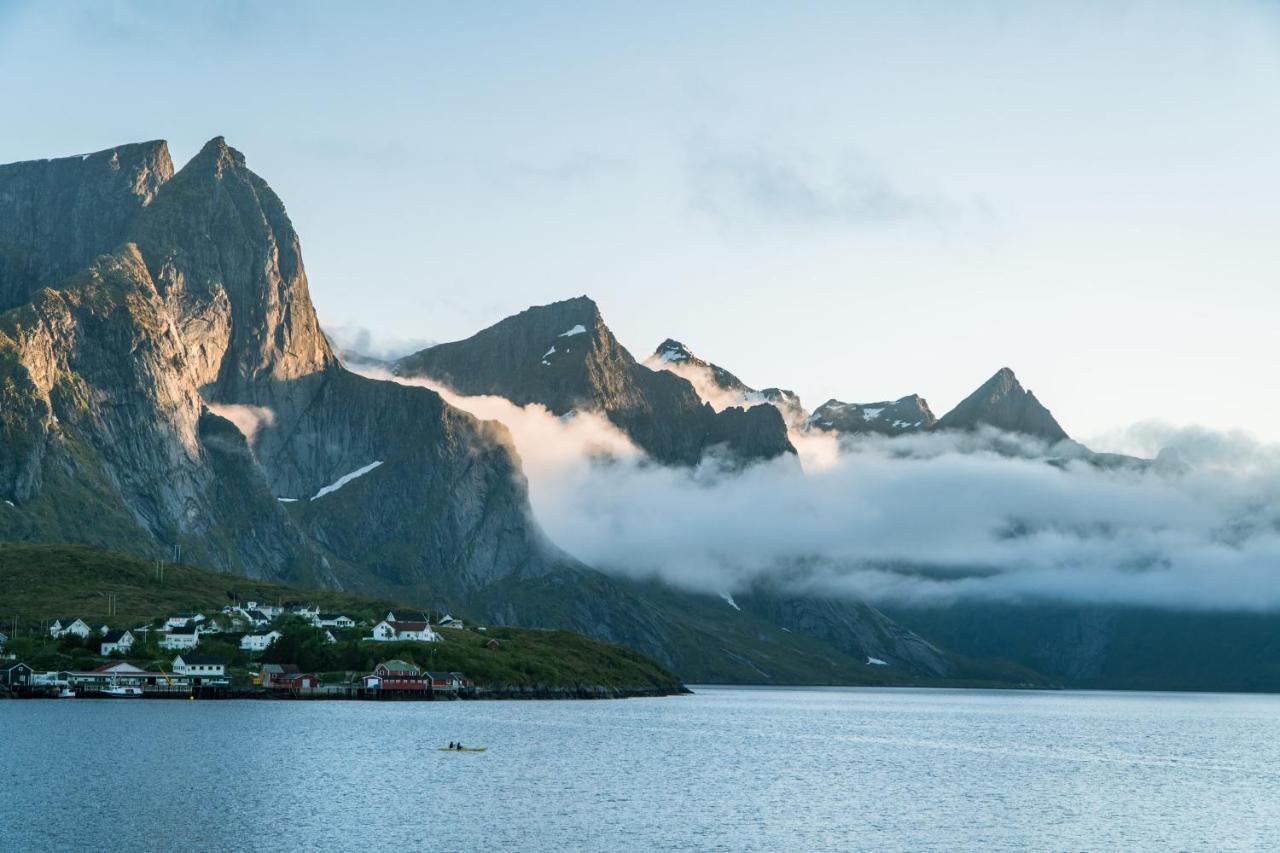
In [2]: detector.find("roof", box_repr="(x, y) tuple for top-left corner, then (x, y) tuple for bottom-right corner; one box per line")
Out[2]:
(93, 662), (146, 673)
(101, 630), (132, 643)
(387, 610), (430, 622)
(166, 625), (199, 636)
(175, 654), (224, 666)
(55, 617), (85, 626)
(389, 621), (431, 632)
(426, 671), (458, 680)
(277, 672), (318, 683)
(317, 613), (349, 620)
(376, 659), (418, 673)
(261, 664), (299, 674)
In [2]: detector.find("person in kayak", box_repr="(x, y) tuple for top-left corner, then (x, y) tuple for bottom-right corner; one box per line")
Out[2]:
(448, 742), (455, 749)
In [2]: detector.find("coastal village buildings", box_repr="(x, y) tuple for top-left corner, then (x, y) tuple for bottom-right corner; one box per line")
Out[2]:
(259, 663), (299, 687)
(369, 620), (440, 643)
(6, 604), (482, 699)
(49, 618), (92, 639)
(172, 655), (226, 680)
(1, 662), (33, 688)
(241, 630), (283, 652)
(159, 625), (200, 650)
(363, 659), (427, 691)
(100, 630), (135, 656)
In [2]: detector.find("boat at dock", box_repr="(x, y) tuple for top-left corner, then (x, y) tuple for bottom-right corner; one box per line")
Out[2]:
(58, 688), (76, 699)
(101, 685), (143, 698)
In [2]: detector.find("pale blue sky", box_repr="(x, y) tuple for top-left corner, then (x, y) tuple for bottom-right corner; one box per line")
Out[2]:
(2, 1), (1278, 444)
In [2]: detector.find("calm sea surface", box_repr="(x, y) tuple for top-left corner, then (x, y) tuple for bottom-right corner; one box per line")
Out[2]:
(3, 686), (1279, 851)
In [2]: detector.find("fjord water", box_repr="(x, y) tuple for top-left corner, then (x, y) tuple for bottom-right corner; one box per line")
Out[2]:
(3, 688), (1278, 851)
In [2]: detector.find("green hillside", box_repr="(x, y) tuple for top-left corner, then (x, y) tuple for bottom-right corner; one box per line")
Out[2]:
(0, 543), (684, 693)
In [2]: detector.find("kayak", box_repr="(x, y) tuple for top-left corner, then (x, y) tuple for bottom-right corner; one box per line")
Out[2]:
(438, 747), (487, 752)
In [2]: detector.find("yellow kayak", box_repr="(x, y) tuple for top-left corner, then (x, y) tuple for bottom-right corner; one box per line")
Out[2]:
(438, 747), (487, 752)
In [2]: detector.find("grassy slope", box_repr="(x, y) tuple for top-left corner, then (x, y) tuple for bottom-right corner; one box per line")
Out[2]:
(0, 543), (683, 692)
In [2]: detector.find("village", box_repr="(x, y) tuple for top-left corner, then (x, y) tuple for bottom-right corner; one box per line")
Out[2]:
(0, 601), (495, 700)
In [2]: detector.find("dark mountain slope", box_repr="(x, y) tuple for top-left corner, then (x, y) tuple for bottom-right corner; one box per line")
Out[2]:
(887, 603), (1280, 692)
(395, 298), (795, 467)
(645, 338), (808, 428)
(936, 367), (1069, 442)
(809, 395), (937, 436)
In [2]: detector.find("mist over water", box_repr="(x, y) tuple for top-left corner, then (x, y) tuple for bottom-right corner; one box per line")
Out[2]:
(366, 367), (1280, 612)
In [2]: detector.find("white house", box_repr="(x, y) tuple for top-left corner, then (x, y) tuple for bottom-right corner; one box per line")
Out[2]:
(0, 630), (9, 647)
(197, 619), (224, 635)
(240, 630), (283, 652)
(437, 615), (464, 630)
(323, 629), (338, 645)
(368, 620), (440, 643)
(164, 613), (201, 629)
(172, 655), (226, 678)
(317, 613), (356, 629)
(50, 618), (92, 639)
(159, 625), (200, 650)
(100, 630), (135, 656)
(291, 604), (320, 621)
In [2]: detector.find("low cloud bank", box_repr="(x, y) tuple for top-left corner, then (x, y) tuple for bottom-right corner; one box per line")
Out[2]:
(206, 404), (275, 442)
(369, 368), (1280, 611)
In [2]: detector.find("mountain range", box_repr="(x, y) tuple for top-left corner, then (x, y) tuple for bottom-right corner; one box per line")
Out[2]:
(1, 137), (1270, 691)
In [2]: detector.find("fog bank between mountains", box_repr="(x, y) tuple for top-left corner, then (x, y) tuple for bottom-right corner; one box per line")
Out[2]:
(365, 368), (1280, 611)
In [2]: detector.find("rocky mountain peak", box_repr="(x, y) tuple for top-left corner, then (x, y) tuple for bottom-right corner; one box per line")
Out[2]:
(652, 338), (695, 364)
(809, 394), (937, 436)
(936, 368), (1068, 442)
(396, 299), (795, 466)
(0, 139), (175, 311)
(133, 135), (334, 396)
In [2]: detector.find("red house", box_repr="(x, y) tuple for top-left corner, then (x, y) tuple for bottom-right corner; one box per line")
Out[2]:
(366, 659), (428, 692)
(275, 672), (321, 690)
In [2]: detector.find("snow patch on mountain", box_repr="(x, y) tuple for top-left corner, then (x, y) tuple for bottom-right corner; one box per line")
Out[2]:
(311, 461), (384, 500)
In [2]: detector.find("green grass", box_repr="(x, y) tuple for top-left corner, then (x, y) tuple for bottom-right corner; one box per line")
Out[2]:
(0, 542), (403, 622)
(0, 543), (684, 691)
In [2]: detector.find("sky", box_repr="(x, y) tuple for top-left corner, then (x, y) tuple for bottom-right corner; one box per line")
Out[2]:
(2, 1), (1278, 445)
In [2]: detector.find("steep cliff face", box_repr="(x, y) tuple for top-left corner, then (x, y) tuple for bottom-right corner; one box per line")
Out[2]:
(0, 141), (173, 313)
(132, 137), (334, 399)
(395, 297), (796, 467)
(0, 139), (557, 592)
(936, 367), (1069, 442)
(0, 245), (318, 578)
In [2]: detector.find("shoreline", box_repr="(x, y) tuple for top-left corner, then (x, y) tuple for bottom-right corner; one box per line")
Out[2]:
(1, 684), (691, 702)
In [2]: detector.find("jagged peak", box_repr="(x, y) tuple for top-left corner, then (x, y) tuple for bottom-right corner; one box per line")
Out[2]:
(184, 135), (247, 177)
(652, 338), (696, 364)
(937, 367), (1068, 441)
